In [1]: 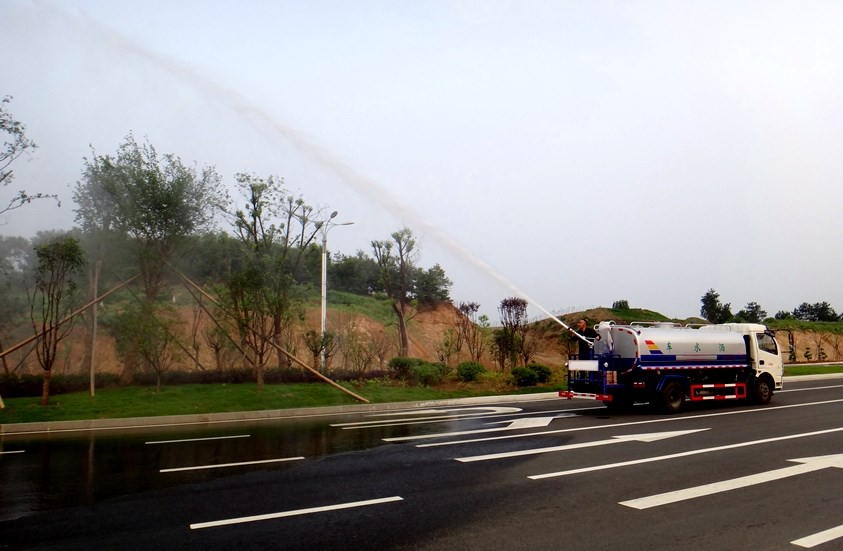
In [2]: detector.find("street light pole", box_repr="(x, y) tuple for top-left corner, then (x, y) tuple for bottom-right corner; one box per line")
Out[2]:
(319, 211), (353, 370)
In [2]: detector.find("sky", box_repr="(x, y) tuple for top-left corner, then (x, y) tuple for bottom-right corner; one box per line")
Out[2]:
(1, 0), (842, 322)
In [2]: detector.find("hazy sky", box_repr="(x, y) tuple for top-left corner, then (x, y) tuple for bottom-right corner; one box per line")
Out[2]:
(2, 0), (842, 321)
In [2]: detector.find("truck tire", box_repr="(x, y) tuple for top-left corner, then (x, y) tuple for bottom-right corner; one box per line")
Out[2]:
(660, 381), (685, 413)
(752, 376), (773, 405)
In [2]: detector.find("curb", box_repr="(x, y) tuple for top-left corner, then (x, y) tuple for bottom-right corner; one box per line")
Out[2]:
(0, 392), (561, 436)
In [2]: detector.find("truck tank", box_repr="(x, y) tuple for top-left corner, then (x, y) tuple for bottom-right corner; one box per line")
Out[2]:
(611, 323), (750, 371)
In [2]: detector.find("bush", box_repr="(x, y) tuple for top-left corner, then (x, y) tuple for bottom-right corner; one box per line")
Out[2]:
(388, 357), (424, 380)
(456, 361), (485, 382)
(511, 367), (539, 387)
(411, 362), (448, 386)
(526, 363), (552, 383)
(0, 372), (121, 397)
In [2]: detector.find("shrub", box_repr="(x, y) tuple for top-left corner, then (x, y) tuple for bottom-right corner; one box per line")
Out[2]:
(526, 363), (552, 383)
(456, 361), (485, 382)
(411, 362), (448, 386)
(511, 366), (539, 387)
(0, 372), (122, 397)
(388, 357), (424, 380)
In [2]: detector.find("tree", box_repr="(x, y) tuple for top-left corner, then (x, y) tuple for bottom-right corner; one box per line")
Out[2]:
(221, 173), (321, 387)
(455, 302), (488, 364)
(372, 227), (418, 357)
(28, 235), (86, 405)
(329, 251), (381, 295)
(735, 301), (767, 323)
(78, 134), (224, 301)
(792, 302), (838, 322)
(0, 235), (31, 375)
(497, 297), (529, 371)
(700, 289), (732, 323)
(1, 96), (58, 217)
(77, 134), (224, 381)
(111, 303), (184, 391)
(612, 299), (629, 310)
(413, 263), (452, 304)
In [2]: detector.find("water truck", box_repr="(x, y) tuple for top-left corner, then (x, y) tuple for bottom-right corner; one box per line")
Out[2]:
(560, 321), (784, 413)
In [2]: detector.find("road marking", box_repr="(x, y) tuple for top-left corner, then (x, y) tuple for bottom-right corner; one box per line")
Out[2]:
(0, 450), (24, 455)
(529, 426), (843, 480)
(146, 434), (250, 445)
(780, 383), (843, 393)
(456, 429), (707, 462)
(189, 496), (404, 529)
(383, 415), (576, 442)
(416, 398), (843, 448)
(792, 524), (843, 548)
(620, 454), (843, 510)
(161, 456), (304, 473)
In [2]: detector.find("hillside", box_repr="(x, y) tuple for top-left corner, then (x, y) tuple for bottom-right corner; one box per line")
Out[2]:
(3, 299), (841, 382)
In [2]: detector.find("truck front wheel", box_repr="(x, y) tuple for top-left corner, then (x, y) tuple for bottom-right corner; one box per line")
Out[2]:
(660, 381), (685, 413)
(752, 376), (773, 405)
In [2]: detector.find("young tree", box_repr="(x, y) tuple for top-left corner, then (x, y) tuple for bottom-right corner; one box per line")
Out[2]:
(111, 303), (184, 391)
(1, 96), (58, 217)
(372, 227), (418, 357)
(28, 235), (86, 405)
(221, 173), (321, 387)
(498, 297), (528, 371)
(456, 302), (488, 364)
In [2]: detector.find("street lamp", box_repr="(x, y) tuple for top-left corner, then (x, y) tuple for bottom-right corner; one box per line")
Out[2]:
(318, 211), (354, 370)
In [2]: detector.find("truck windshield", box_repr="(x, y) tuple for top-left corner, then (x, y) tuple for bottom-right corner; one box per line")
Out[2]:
(756, 332), (778, 355)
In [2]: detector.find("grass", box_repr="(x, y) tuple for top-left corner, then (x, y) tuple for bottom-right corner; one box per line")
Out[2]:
(783, 363), (843, 377)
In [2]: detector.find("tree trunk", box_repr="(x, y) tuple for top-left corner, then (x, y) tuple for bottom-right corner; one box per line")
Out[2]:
(41, 369), (52, 406)
(393, 302), (409, 357)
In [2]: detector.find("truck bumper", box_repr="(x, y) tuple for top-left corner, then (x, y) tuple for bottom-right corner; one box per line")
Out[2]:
(559, 391), (613, 402)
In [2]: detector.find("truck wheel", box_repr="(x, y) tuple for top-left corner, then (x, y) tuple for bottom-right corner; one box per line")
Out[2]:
(752, 377), (773, 405)
(660, 381), (685, 413)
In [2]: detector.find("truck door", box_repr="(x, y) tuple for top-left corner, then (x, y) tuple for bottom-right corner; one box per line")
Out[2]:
(754, 331), (784, 388)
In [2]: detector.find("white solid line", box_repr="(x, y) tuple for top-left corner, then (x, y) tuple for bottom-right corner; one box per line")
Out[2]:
(619, 461), (835, 510)
(528, 426), (843, 480)
(161, 456), (304, 473)
(416, 398), (843, 448)
(792, 523), (843, 548)
(189, 496), (404, 530)
(146, 434), (250, 445)
(0, 450), (25, 455)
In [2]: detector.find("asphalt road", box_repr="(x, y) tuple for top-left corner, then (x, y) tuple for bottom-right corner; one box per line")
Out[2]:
(2, 379), (843, 550)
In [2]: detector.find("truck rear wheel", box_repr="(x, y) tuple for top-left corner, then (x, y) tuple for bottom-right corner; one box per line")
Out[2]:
(660, 381), (685, 413)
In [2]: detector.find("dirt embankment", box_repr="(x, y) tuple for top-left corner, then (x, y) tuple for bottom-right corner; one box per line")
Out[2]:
(5, 304), (840, 378)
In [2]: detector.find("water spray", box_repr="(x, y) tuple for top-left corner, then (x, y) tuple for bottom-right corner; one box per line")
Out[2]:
(52, 5), (589, 344)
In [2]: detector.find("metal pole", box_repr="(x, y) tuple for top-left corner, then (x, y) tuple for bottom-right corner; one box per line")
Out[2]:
(318, 212), (353, 371)
(320, 230), (329, 371)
